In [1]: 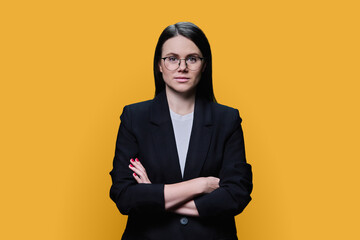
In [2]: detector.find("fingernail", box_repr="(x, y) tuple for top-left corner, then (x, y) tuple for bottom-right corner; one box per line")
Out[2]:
(135, 158), (139, 162)
(130, 159), (134, 162)
(133, 173), (137, 177)
(129, 164), (134, 167)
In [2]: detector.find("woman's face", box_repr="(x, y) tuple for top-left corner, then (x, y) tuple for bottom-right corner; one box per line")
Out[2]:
(159, 35), (205, 96)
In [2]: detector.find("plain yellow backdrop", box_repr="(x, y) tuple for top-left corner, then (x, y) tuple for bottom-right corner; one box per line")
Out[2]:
(1, 0), (359, 239)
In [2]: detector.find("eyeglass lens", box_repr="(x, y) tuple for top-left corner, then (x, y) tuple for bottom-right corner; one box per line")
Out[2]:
(164, 57), (202, 71)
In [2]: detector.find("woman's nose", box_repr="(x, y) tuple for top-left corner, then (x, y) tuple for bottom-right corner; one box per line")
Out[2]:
(178, 59), (187, 71)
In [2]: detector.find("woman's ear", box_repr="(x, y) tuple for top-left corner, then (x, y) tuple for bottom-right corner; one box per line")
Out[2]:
(159, 62), (163, 72)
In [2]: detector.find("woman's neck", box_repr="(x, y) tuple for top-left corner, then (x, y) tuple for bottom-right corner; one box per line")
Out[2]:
(165, 87), (195, 116)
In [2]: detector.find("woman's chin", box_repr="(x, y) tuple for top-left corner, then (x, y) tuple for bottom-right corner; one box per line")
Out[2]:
(166, 84), (196, 95)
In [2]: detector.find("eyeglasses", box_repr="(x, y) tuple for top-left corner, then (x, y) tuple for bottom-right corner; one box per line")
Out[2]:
(161, 56), (205, 71)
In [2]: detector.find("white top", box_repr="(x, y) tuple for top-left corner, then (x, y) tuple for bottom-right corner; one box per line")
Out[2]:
(169, 108), (194, 177)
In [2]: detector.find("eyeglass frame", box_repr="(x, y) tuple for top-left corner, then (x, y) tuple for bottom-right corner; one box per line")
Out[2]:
(161, 56), (205, 71)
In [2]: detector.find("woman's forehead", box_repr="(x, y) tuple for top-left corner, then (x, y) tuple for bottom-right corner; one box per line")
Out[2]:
(162, 35), (201, 56)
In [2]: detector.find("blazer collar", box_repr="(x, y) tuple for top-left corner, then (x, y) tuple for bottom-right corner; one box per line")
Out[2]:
(150, 90), (213, 126)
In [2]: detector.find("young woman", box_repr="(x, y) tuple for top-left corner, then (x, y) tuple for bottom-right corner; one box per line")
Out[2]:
(110, 22), (253, 240)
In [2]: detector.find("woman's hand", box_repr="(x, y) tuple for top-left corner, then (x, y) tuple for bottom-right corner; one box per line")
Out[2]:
(129, 158), (151, 184)
(202, 176), (220, 194)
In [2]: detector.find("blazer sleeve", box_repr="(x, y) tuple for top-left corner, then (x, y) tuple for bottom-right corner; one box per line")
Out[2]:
(194, 109), (253, 217)
(109, 105), (165, 215)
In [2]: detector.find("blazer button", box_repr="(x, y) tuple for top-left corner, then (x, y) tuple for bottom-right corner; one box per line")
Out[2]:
(180, 217), (188, 225)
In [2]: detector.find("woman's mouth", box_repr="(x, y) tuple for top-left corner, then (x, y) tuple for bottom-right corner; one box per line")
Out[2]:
(174, 77), (190, 83)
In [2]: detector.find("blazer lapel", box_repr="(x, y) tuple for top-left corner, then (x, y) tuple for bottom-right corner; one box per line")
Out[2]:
(183, 96), (213, 180)
(150, 91), (183, 183)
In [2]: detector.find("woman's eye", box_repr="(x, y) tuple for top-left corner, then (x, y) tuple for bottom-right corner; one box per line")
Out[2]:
(168, 57), (178, 62)
(187, 57), (197, 63)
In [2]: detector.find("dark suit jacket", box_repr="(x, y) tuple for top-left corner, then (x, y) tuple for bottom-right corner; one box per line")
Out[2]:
(110, 90), (253, 240)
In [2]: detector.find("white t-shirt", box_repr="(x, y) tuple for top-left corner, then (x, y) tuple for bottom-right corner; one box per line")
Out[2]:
(169, 108), (194, 177)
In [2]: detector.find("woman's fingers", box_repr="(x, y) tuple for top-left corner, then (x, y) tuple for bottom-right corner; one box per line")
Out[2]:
(129, 163), (145, 180)
(129, 158), (151, 184)
(131, 158), (146, 172)
(132, 172), (142, 183)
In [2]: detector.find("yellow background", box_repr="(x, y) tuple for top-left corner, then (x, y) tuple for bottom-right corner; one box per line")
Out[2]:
(1, 0), (359, 239)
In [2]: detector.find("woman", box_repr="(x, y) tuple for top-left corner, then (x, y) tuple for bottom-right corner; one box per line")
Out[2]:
(110, 22), (253, 240)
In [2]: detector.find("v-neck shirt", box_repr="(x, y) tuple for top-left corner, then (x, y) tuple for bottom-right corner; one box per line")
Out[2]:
(169, 108), (194, 177)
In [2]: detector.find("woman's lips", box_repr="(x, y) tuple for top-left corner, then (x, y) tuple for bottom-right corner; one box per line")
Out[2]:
(174, 77), (190, 83)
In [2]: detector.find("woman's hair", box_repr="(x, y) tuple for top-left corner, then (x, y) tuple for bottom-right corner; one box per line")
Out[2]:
(153, 22), (216, 102)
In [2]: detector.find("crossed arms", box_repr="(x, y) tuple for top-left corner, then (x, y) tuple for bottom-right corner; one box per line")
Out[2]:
(129, 158), (219, 216)
(109, 105), (252, 217)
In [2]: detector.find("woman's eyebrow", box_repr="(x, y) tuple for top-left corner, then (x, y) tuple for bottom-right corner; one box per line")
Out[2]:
(164, 52), (201, 57)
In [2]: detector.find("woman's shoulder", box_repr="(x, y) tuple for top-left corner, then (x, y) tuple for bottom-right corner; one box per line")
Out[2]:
(211, 101), (240, 115)
(125, 99), (153, 110)
(121, 99), (153, 117)
(210, 101), (242, 123)
(211, 101), (237, 112)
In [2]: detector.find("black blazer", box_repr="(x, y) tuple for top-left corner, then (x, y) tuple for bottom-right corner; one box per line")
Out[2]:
(110, 91), (253, 240)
